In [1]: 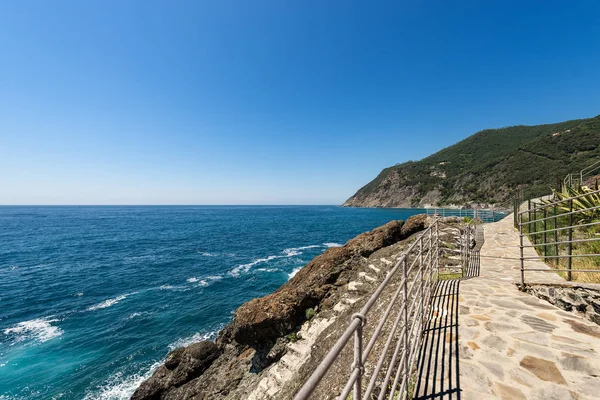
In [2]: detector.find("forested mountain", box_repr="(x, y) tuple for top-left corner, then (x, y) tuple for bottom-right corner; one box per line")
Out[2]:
(344, 115), (600, 208)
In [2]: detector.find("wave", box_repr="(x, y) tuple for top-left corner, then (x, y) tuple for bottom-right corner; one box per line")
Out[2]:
(87, 293), (137, 311)
(198, 251), (236, 257)
(168, 329), (220, 351)
(82, 360), (163, 400)
(229, 255), (281, 276)
(323, 242), (343, 248)
(229, 244), (325, 277)
(288, 267), (302, 279)
(3, 317), (63, 344)
(186, 275), (222, 287)
(255, 268), (280, 273)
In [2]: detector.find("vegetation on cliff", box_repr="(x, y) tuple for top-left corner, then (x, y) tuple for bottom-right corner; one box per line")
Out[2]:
(344, 115), (600, 208)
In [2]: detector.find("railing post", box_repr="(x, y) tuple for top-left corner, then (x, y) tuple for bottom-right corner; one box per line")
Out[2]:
(554, 204), (559, 259)
(466, 224), (471, 268)
(514, 195), (517, 228)
(519, 211), (525, 287)
(543, 207), (547, 261)
(568, 199), (573, 281)
(402, 257), (409, 394)
(529, 201), (537, 247)
(435, 218), (439, 273)
(353, 317), (363, 400)
(528, 198), (531, 236)
(419, 235), (425, 326)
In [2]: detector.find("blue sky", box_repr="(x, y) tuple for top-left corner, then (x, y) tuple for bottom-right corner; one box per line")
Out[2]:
(1, 1), (599, 205)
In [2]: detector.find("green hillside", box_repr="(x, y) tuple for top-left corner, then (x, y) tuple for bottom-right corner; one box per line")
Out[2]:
(344, 115), (600, 208)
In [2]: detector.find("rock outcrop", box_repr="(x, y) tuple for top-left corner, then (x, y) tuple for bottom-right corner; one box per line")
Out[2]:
(132, 342), (221, 400)
(132, 216), (432, 400)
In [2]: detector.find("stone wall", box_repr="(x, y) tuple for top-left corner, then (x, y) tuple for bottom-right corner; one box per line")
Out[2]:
(523, 282), (600, 325)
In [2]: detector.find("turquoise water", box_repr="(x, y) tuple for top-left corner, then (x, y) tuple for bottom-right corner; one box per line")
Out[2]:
(0, 206), (424, 399)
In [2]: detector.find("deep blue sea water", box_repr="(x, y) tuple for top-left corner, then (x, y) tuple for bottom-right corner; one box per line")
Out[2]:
(0, 206), (424, 400)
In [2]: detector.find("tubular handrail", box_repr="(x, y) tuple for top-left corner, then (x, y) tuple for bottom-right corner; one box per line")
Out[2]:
(581, 160), (600, 180)
(517, 187), (600, 214)
(520, 204), (600, 225)
(520, 220), (600, 236)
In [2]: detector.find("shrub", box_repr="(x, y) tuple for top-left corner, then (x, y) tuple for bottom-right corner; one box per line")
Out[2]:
(305, 308), (315, 320)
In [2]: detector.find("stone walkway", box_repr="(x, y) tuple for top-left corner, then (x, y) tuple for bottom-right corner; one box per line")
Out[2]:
(457, 216), (600, 399)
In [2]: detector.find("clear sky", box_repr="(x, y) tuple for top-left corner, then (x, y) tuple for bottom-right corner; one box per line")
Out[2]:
(1, 1), (599, 205)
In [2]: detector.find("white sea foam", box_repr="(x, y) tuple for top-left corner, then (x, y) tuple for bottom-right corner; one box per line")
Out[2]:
(229, 255), (280, 276)
(187, 275), (221, 287)
(3, 317), (63, 343)
(168, 330), (220, 351)
(82, 360), (163, 400)
(87, 293), (137, 311)
(199, 252), (218, 257)
(323, 242), (343, 248)
(229, 245), (323, 277)
(159, 285), (187, 291)
(288, 267), (302, 280)
(255, 268), (280, 273)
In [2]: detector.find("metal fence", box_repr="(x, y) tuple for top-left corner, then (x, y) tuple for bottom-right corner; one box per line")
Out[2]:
(516, 188), (600, 285)
(294, 218), (481, 400)
(564, 160), (600, 189)
(425, 207), (509, 223)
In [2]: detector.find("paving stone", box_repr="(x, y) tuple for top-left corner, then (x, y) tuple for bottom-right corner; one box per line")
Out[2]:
(484, 321), (521, 333)
(537, 312), (557, 321)
(509, 367), (538, 387)
(495, 382), (526, 400)
(519, 355), (567, 384)
(480, 361), (505, 379)
(481, 335), (507, 352)
(559, 353), (596, 375)
(521, 314), (557, 333)
(564, 318), (600, 339)
(460, 362), (494, 394)
(511, 331), (550, 346)
(531, 384), (577, 400)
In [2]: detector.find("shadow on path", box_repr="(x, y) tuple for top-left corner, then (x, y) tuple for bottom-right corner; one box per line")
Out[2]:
(414, 279), (461, 400)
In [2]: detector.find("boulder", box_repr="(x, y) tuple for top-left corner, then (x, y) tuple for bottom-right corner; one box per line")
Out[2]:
(131, 341), (221, 400)
(400, 214), (428, 237)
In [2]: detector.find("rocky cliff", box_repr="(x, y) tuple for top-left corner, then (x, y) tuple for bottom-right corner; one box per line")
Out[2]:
(344, 115), (600, 208)
(131, 215), (433, 400)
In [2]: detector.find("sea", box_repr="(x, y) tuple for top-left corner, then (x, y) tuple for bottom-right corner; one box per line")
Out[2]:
(0, 205), (425, 400)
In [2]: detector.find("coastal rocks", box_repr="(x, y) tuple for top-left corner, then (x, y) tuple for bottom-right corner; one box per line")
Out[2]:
(231, 219), (407, 346)
(132, 341), (221, 400)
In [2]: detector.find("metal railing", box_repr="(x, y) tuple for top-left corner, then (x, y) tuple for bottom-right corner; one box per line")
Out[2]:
(581, 160), (600, 188)
(516, 188), (600, 285)
(425, 207), (509, 223)
(294, 218), (480, 400)
(564, 159), (600, 189)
